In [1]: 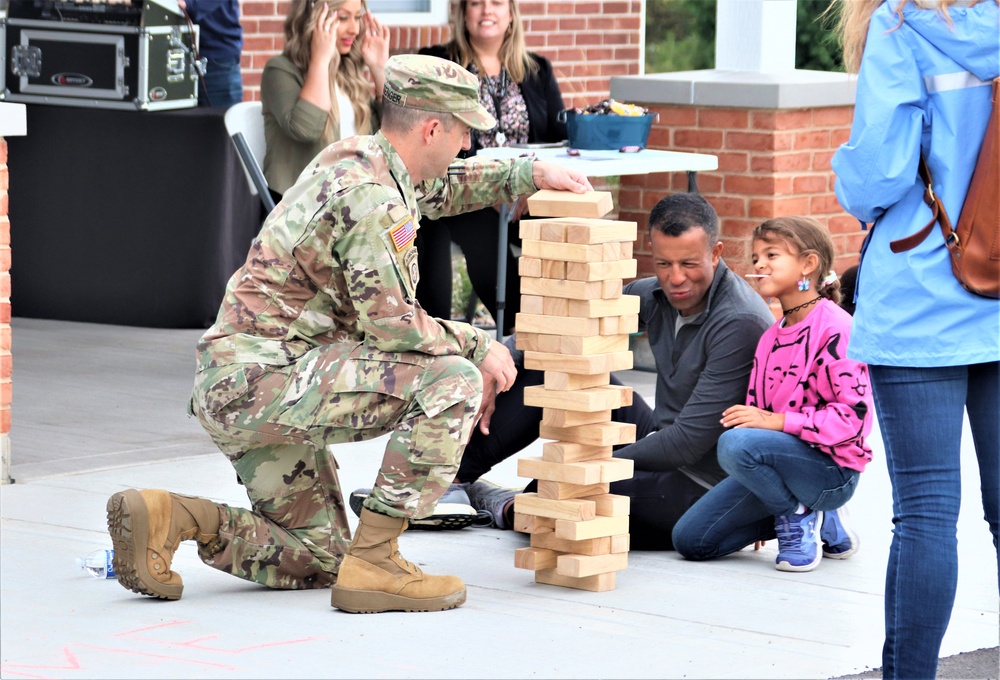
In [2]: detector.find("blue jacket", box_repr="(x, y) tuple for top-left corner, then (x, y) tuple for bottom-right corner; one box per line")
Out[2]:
(831, 0), (999, 367)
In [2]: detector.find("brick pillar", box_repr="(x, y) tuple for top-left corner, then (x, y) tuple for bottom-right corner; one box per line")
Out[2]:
(0, 138), (10, 484)
(620, 103), (860, 280)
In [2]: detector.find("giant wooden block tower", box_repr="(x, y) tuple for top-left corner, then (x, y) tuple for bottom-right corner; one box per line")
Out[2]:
(511, 189), (639, 592)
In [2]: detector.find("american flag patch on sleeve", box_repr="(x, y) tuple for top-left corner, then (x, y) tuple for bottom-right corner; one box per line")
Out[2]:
(389, 217), (417, 251)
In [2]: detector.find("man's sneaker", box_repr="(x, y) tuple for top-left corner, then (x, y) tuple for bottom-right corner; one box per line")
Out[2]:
(465, 479), (518, 530)
(774, 508), (824, 572)
(821, 507), (860, 559)
(348, 485), (477, 531)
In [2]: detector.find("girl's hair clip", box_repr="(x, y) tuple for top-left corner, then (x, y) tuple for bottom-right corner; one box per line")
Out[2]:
(820, 269), (838, 289)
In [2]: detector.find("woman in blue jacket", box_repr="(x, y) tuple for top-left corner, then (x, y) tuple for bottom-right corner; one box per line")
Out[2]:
(831, 1), (998, 678)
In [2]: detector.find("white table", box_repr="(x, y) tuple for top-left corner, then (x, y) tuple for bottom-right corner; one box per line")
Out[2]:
(477, 146), (719, 338)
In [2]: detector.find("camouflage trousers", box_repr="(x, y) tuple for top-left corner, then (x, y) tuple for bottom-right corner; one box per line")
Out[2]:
(190, 343), (484, 589)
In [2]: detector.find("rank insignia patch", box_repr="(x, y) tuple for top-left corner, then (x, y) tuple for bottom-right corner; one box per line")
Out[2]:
(389, 217), (416, 251)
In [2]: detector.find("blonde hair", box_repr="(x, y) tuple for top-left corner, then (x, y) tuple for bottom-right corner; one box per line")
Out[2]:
(753, 217), (842, 304)
(830, 0), (998, 73)
(282, 0), (374, 142)
(445, 0), (537, 83)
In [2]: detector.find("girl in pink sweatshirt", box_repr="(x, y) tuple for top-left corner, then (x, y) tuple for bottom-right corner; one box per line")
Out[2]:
(672, 216), (874, 572)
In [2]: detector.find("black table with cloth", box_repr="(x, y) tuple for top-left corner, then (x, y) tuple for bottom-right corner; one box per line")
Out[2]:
(7, 104), (262, 328)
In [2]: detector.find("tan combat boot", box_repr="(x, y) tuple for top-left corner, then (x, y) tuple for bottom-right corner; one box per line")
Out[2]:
(331, 507), (466, 613)
(106, 489), (221, 600)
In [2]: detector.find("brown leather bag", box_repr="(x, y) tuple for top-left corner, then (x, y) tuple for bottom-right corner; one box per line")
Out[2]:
(890, 76), (999, 298)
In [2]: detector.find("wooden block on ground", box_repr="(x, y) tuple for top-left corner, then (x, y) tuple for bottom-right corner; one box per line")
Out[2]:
(539, 421), (637, 447)
(515, 313), (600, 336)
(566, 259), (638, 282)
(524, 350), (633, 375)
(537, 480), (610, 500)
(555, 515), (629, 541)
(566, 295), (641, 319)
(544, 371), (610, 390)
(534, 568), (616, 592)
(515, 492), (596, 522)
(514, 547), (558, 571)
(611, 534), (630, 553)
(541, 408), (612, 428)
(527, 190), (613, 218)
(542, 441), (613, 463)
(514, 512), (556, 534)
(585, 493), (631, 517)
(531, 531), (611, 556)
(556, 552), (628, 578)
(524, 384), (630, 412)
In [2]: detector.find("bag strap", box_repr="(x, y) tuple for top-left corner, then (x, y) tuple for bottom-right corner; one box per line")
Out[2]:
(890, 155), (959, 254)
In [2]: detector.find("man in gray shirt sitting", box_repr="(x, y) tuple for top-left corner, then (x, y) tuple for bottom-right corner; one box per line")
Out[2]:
(352, 193), (775, 549)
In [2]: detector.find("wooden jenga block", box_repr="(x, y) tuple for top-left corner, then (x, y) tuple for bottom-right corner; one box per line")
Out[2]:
(585, 493), (631, 517)
(621, 241), (633, 258)
(515, 492), (596, 521)
(524, 384), (630, 412)
(537, 480), (610, 500)
(514, 547), (558, 570)
(555, 515), (630, 541)
(542, 441), (613, 463)
(527, 190), (613, 218)
(600, 315), (640, 335)
(564, 219), (637, 245)
(560, 334), (630, 355)
(566, 295), (641, 319)
(566, 259), (638, 282)
(539, 220), (567, 243)
(520, 277), (614, 300)
(611, 534), (630, 553)
(514, 512), (556, 534)
(598, 458), (635, 483)
(519, 221), (542, 240)
(541, 408), (613, 428)
(541, 259), (566, 279)
(518, 257), (542, 278)
(517, 456), (604, 484)
(539, 421), (637, 447)
(534, 569), (616, 592)
(531, 531), (612, 556)
(515, 333), (562, 354)
(544, 371), (611, 390)
(522, 239), (608, 263)
(521, 294), (543, 314)
(556, 552), (628, 578)
(515, 313), (600, 336)
(524, 350), (633, 375)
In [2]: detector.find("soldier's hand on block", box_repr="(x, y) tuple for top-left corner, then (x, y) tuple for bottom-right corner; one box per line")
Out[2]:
(478, 340), (517, 393)
(530, 161), (593, 194)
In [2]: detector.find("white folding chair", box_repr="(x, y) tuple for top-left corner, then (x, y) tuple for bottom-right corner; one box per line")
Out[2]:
(224, 101), (276, 214)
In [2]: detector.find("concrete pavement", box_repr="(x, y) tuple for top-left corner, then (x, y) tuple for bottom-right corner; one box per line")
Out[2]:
(1, 318), (996, 679)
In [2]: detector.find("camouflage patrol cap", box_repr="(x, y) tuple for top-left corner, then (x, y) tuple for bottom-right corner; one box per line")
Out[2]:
(383, 54), (496, 131)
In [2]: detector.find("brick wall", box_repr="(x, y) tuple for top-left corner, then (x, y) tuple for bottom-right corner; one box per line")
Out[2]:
(0, 138), (10, 484)
(238, 0), (642, 108)
(618, 104), (860, 281)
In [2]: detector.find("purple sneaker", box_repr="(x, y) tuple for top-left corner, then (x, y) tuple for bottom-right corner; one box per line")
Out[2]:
(775, 508), (824, 572)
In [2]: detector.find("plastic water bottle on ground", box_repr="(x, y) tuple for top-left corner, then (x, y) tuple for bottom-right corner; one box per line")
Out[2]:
(77, 549), (116, 579)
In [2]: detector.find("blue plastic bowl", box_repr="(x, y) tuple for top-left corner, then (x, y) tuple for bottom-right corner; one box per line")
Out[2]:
(559, 110), (657, 150)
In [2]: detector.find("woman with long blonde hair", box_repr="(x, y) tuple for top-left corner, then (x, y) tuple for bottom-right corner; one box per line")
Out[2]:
(414, 0), (567, 334)
(261, 0), (389, 198)
(830, 1), (998, 677)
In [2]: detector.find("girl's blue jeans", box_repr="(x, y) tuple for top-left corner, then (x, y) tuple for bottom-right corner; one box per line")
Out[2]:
(871, 361), (999, 680)
(672, 427), (859, 560)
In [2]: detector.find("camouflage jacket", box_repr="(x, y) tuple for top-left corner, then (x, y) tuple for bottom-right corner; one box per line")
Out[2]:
(196, 132), (536, 370)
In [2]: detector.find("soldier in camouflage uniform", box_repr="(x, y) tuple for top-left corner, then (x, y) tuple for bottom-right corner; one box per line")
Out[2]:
(105, 54), (592, 613)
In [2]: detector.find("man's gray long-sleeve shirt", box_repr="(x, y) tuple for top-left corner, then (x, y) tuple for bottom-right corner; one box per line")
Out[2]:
(615, 261), (774, 486)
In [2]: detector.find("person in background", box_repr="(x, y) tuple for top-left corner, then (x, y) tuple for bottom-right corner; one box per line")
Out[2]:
(261, 0), (389, 201)
(672, 217), (872, 572)
(837, 264), (858, 315)
(179, 0), (244, 109)
(415, 0), (567, 333)
(830, 0), (998, 677)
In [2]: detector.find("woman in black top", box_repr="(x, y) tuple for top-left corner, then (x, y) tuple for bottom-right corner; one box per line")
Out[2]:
(416, 0), (567, 334)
